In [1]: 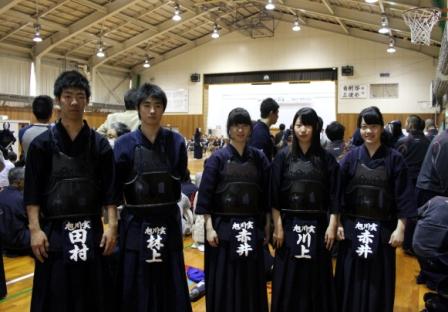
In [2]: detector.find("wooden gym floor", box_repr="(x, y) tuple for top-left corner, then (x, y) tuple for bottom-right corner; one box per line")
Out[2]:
(0, 154), (429, 311)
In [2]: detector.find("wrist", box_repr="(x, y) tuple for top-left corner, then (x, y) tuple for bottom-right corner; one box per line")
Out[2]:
(29, 223), (41, 232)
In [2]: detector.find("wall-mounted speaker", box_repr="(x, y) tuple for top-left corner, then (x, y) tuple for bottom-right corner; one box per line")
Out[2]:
(190, 73), (201, 82)
(341, 65), (354, 76)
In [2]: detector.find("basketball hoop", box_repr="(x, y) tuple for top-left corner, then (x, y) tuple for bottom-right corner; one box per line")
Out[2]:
(402, 7), (441, 45)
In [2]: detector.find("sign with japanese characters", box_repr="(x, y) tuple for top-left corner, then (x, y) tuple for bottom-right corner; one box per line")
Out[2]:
(142, 223), (167, 264)
(340, 84), (368, 99)
(63, 220), (93, 263)
(353, 220), (379, 259)
(230, 219), (256, 260)
(286, 219), (317, 259)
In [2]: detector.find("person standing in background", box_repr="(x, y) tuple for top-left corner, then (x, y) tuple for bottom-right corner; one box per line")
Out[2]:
(194, 128), (203, 159)
(248, 98), (279, 161)
(19, 95), (54, 161)
(424, 119), (438, 142)
(396, 115), (430, 254)
(97, 88), (140, 136)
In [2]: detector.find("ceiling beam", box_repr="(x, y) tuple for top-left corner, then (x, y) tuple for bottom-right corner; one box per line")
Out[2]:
(258, 0), (441, 42)
(296, 17), (439, 57)
(0, 0), (71, 43)
(34, 0), (143, 57)
(132, 27), (233, 73)
(0, 0), (21, 15)
(320, 0), (349, 34)
(90, 7), (219, 68)
(71, 0), (107, 13)
(7, 10), (69, 33)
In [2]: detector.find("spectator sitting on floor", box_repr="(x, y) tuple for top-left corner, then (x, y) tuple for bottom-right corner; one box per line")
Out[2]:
(0, 167), (31, 256)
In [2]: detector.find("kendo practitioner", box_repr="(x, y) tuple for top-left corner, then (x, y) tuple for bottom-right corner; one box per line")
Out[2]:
(413, 196), (448, 311)
(335, 106), (416, 312)
(395, 115), (430, 253)
(193, 128), (203, 159)
(270, 107), (339, 312)
(415, 124), (448, 288)
(25, 70), (118, 312)
(114, 83), (191, 312)
(248, 98), (279, 161)
(196, 108), (270, 312)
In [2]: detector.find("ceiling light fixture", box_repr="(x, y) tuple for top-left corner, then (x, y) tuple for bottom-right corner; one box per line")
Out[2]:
(143, 58), (151, 68)
(211, 24), (220, 39)
(378, 14), (390, 34)
(172, 4), (182, 21)
(365, 0), (378, 3)
(387, 37), (396, 53)
(33, 0), (42, 42)
(265, 0), (275, 10)
(96, 38), (105, 58)
(33, 22), (42, 42)
(292, 19), (301, 32)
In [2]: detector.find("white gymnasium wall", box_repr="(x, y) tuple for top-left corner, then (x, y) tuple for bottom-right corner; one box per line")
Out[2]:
(0, 55), (31, 96)
(0, 55), (130, 105)
(141, 21), (436, 115)
(92, 69), (130, 105)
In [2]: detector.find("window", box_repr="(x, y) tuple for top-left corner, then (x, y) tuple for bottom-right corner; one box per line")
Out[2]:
(369, 83), (398, 98)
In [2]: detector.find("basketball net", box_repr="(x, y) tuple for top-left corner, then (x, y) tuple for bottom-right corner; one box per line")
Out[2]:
(403, 7), (441, 45)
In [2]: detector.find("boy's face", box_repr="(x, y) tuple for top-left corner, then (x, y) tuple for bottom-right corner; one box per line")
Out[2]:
(57, 88), (88, 122)
(139, 96), (164, 127)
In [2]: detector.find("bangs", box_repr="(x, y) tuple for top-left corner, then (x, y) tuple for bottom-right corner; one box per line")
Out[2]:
(228, 108), (252, 126)
(294, 107), (319, 128)
(357, 106), (384, 127)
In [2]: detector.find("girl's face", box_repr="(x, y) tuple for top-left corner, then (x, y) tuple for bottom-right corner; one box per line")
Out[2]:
(229, 123), (251, 143)
(294, 117), (313, 144)
(360, 118), (382, 145)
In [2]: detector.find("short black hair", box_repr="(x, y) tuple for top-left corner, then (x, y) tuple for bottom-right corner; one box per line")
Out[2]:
(32, 95), (53, 122)
(406, 115), (424, 132)
(227, 108), (252, 137)
(279, 123), (285, 131)
(385, 120), (403, 139)
(325, 121), (345, 141)
(260, 98), (279, 118)
(110, 122), (131, 137)
(124, 88), (138, 110)
(135, 83), (167, 114)
(54, 70), (91, 99)
(357, 106), (384, 128)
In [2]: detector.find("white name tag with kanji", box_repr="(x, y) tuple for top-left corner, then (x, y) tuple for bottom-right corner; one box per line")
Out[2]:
(141, 222), (167, 264)
(230, 218), (257, 260)
(353, 219), (380, 260)
(63, 220), (93, 263)
(285, 218), (317, 260)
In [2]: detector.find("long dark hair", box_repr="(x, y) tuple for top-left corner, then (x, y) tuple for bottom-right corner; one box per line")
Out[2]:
(290, 107), (324, 159)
